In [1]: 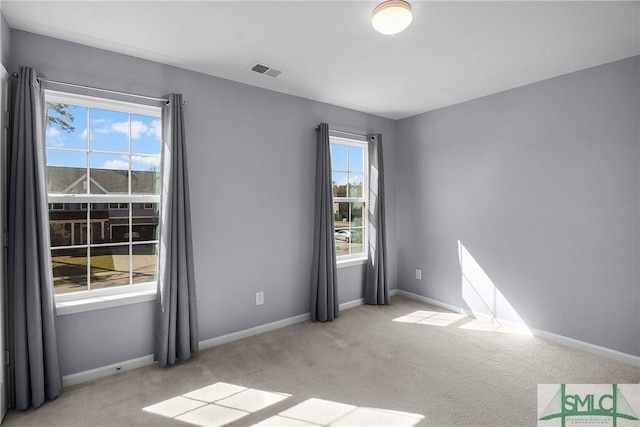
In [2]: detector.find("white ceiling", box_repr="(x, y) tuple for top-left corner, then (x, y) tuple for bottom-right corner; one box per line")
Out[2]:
(3, 1), (639, 119)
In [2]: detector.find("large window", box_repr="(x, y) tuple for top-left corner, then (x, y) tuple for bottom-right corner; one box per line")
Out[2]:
(331, 136), (368, 261)
(45, 91), (162, 295)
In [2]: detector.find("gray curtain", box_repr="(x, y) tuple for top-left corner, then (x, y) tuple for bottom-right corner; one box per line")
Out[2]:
(155, 93), (199, 367)
(8, 66), (62, 409)
(310, 123), (339, 321)
(364, 133), (389, 305)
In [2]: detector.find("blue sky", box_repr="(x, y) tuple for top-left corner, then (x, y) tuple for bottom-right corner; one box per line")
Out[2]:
(331, 144), (364, 191)
(46, 105), (161, 171)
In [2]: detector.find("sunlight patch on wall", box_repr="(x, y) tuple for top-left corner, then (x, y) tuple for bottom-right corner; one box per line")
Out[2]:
(458, 240), (531, 335)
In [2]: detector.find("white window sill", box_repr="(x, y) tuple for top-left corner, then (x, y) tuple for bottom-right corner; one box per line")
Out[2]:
(56, 284), (157, 316)
(337, 257), (368, 268)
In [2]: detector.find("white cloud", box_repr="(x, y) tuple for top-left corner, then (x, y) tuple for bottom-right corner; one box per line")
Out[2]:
(131, 121), (149, 139)
(110, 121), (130, 136)
(102, 159), (129, 170)
(93, 127), (110, 135)
(78, 128), (93, 141)
(85, 117), (163, 143)
(109, 120), (158, 140)
(100, 155), (160, 171)
(46, 127), (60, 138)
(132, 155), (160, 165)
(46, 127), (64, 147)
(132, 155), (161, 170)
(150, 119), (162, 140)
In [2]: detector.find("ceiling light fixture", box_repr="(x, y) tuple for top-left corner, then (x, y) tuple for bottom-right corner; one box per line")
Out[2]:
(372, 0), (413, 35)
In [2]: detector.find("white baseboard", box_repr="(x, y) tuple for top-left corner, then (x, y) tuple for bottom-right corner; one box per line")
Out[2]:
(397, 289), (640, 367)
(529, 327), (640, 367)
(339, 298), (364, 311)
(469, 311), (531, 333)
(340, 289), (398, 310)
(396, 290), (471, 316)
(199, 312), (310, 351)
(62, 354), (155, 388)
(62, 294), (376, 387)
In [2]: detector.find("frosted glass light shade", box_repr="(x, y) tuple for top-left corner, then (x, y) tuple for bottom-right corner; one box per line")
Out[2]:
(372, 0), (412, 35)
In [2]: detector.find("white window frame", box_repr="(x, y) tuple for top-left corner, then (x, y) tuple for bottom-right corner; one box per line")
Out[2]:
(330, 135), (369, 266)
(45, 90), (161, 314)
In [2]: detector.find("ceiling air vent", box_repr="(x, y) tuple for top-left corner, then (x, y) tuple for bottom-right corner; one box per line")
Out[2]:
(250, 63), (283, 78)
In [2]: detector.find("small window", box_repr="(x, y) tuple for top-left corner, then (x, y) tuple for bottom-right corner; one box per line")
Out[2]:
(108, 202), (129, 210)
(330, 136), (368, 261)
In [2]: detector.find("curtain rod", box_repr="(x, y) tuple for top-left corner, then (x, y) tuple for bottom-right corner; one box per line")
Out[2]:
(316, 126), (368, 139)
(11, 72), (187, 106)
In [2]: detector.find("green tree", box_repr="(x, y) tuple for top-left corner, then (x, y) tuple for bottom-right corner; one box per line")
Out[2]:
(49, 223), (70, 247)
(47, 102), (75, 133)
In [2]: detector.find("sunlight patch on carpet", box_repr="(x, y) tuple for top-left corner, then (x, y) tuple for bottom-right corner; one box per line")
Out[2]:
(393, 309), (532, 336)
(252, 398), (424, 427)
(393, 310), (466, 327)
(459, 318), (531, 335)
(144, 384), (424, 426)
(143, 381), (290, 426)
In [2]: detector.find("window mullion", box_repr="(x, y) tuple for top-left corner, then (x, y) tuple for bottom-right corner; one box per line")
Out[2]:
(86, 204), (91, 292)
(128, 113), (133, 287)
(86, 107), (91, 195)
(129, 203), (133, 287)
(128, 112), (132, 195)
(346, 146), (350, 199)
(86, 107), (91, 291)
(349, 202), (353, 255)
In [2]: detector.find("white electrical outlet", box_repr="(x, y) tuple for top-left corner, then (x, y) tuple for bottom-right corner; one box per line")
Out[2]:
(256, 292), (264, 305)
(416, 269), (422, 280)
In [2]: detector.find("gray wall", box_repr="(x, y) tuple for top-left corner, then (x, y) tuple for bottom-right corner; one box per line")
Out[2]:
(396, 56), (639, 357)
(0, 12), (10, 68)
(10, 30), (398, 376)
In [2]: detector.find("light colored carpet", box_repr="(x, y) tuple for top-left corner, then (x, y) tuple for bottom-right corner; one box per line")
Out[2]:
(3, 295), (639, 426)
